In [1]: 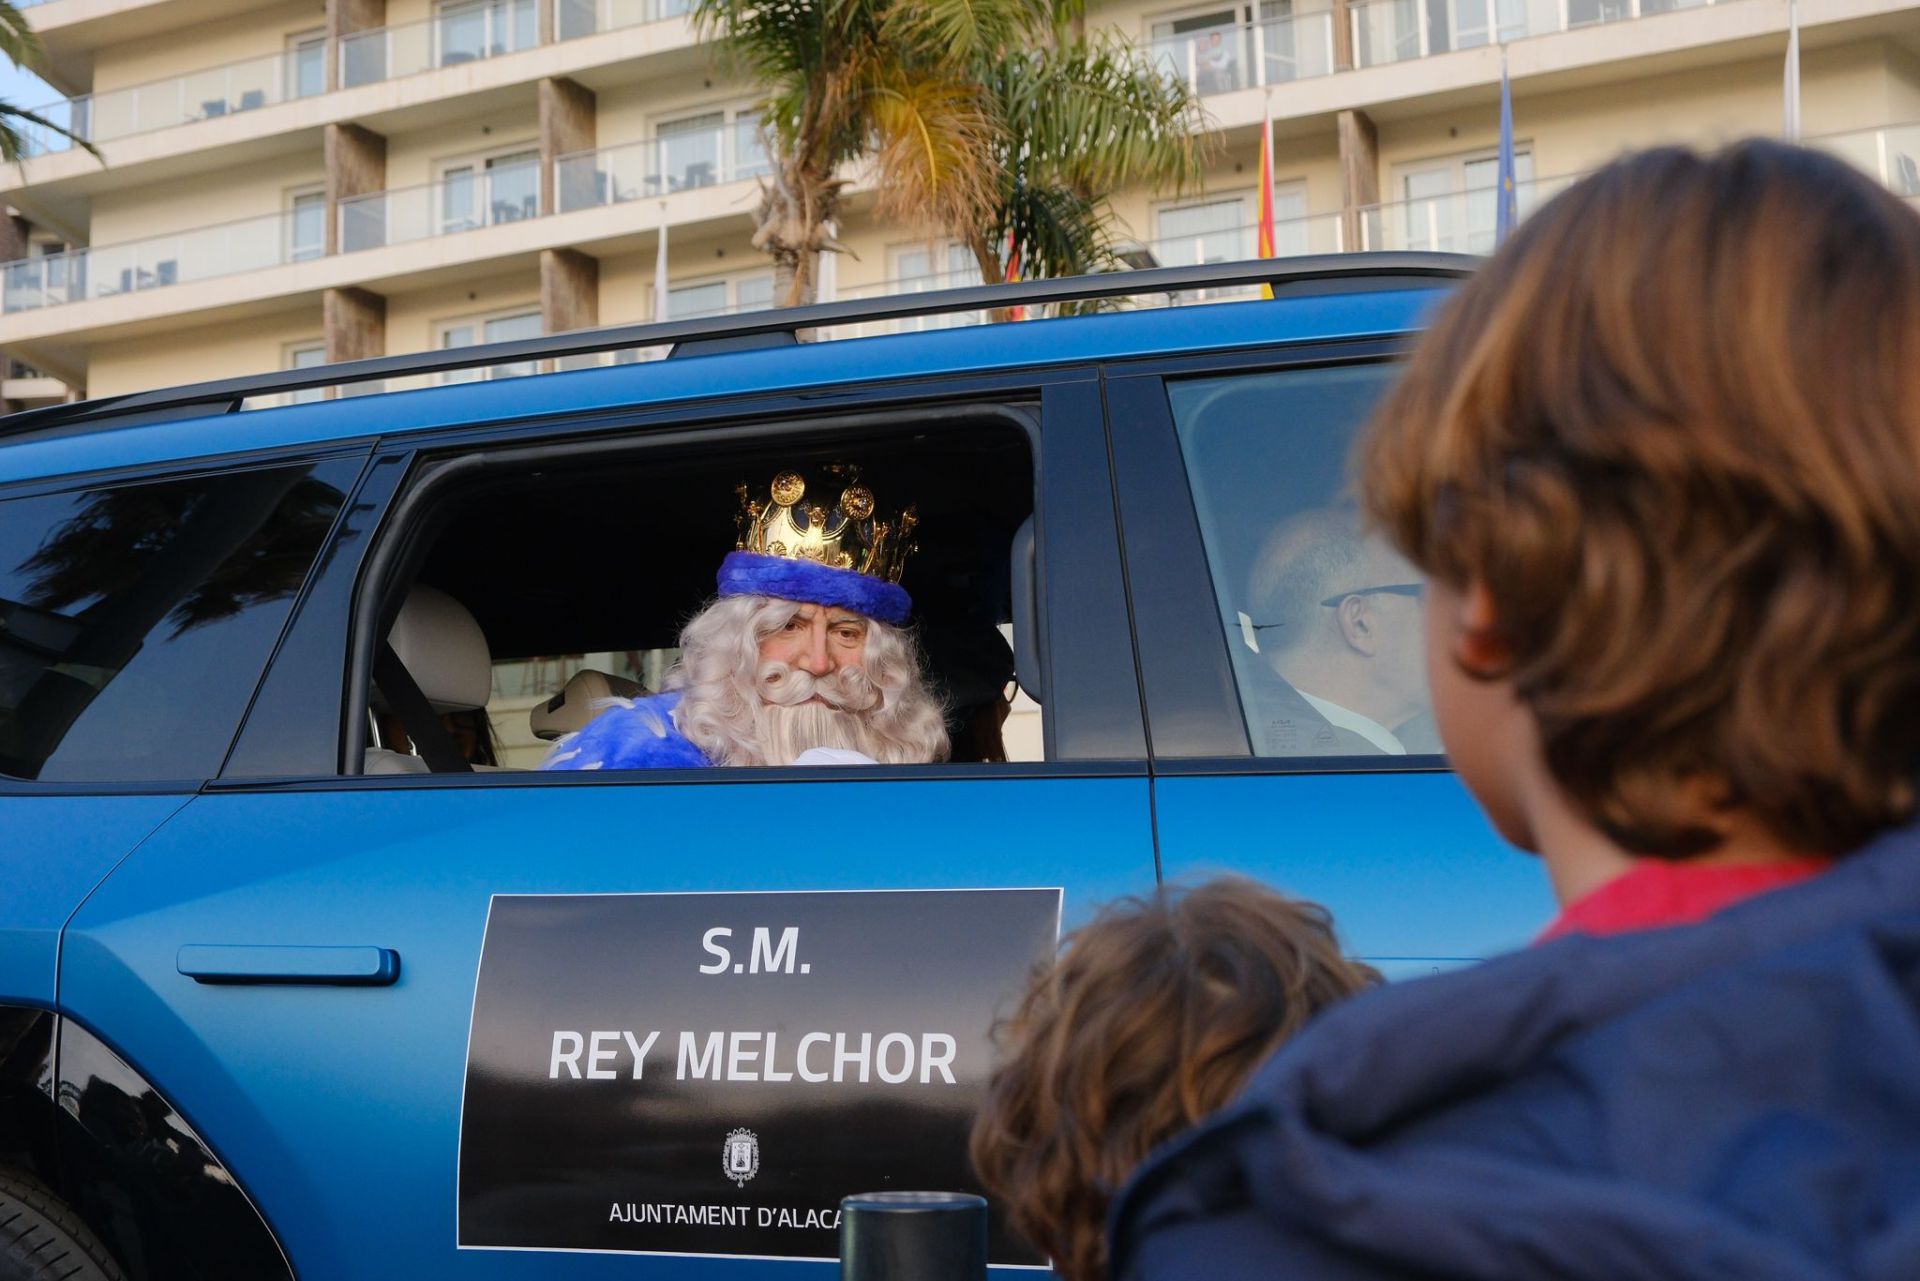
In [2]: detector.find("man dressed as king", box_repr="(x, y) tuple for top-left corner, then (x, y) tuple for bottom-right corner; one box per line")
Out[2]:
(541, 466), (950, 770)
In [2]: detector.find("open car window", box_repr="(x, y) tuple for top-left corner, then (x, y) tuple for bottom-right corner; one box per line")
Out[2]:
(359, 414), (1045, 774)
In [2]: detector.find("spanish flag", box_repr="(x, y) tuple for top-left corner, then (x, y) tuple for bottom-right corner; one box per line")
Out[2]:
(1005, 234), (1024, 322)
(1257, 110), (1277, 300)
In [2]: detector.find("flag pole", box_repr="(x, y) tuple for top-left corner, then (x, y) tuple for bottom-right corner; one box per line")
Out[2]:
(1784, 0), (1802, 142)
(1496, 45), (1518, 246)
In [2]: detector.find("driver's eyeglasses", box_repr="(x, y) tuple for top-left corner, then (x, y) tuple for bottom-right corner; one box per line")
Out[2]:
(1318, 583), (1425, 608)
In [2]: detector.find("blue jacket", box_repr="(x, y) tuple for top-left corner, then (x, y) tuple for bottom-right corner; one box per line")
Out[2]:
(1111, 823), (1920, 1281)
(540, 692), (714, 770)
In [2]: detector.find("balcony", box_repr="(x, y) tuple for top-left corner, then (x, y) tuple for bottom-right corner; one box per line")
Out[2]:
(1, 204), (319, 313)
(0, 119), (765, 319)
(19, 0), (693, 157)
(554, 121), (768, 211)
(1809, 120), (1920, 198)
(1149, 10), (1337, 95)
(1348, 0), (1738, 68)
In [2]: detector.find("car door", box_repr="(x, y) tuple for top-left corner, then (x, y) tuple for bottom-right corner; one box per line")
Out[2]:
(1107, 344), (1555, 981)
(59, 373), (1157, 1278)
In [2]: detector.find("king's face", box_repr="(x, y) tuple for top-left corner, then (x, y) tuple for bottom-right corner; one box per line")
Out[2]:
(759, 603), (871, 679)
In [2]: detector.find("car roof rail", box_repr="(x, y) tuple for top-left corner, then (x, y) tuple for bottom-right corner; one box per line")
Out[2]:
(0, 253), (1474, 438)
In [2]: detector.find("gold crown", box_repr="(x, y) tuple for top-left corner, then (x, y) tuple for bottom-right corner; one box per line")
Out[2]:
(734, 466), (919, 584)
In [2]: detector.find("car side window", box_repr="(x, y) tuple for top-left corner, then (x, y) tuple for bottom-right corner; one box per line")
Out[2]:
(356, 415), (1047, 774)
(0, 461), (355, 782)
(1168, 364), (1441, 760)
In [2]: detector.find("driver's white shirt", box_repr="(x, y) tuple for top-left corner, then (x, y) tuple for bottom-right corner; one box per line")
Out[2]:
(1296, 690), (1407, 756)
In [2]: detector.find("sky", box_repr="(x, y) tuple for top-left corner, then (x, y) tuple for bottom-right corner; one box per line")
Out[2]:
(0, 53), (56, 113)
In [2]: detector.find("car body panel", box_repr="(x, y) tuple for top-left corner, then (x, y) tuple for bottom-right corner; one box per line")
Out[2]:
(0, 795), (188, 1006)
(59, 778), (1157, 1277)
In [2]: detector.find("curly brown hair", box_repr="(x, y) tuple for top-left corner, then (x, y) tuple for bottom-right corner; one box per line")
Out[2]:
(1362, 140), (1920, 858)
(969, 879), (1376, 1281)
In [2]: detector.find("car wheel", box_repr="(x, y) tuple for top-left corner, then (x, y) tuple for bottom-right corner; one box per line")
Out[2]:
(0, 1170), (126, 1281)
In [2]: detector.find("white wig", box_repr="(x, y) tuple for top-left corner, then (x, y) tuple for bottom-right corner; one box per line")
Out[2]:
(667, 595), (950, 767)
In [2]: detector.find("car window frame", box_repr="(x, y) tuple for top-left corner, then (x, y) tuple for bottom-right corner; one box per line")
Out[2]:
(1106, 335), (1453, 776)
(211, 366), (1148, 789)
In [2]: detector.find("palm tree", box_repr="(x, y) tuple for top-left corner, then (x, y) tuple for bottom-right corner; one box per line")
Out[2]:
(0, 2), (100, 161)
(970, 32), (1209, 299)
(693, 0), (1047, 307)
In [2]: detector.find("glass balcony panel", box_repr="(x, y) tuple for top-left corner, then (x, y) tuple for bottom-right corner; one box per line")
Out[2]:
(1811, 121), (1920, 197)
(1149, 20), (1248, 95)
(1251, 11), (1335, 83)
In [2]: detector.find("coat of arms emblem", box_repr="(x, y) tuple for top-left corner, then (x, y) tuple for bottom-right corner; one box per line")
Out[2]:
(722, 1128), (760, 1187)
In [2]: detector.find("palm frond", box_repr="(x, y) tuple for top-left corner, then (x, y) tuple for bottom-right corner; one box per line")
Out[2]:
(877, 0), (1050, 66)
(0, 101), (101, 163)
(863, 71), (1002, 236)
(988, 35), (1211, 199)
(0, 3), (41, 77)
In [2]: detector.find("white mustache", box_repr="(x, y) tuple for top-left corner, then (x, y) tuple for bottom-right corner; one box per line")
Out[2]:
(755, 661), (882, 713)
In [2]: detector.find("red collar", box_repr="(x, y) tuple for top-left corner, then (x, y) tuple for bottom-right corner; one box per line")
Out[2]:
(1537, 857), (1831, 944)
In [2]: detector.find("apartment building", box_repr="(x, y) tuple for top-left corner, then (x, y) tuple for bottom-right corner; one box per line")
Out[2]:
(0, 0), (1913, 408)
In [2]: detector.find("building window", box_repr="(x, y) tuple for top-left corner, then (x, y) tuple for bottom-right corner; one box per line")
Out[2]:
(438, 309), (543, 382)
(435, 0), (538, 65)
(1155, 196), (1251, 266)
(285, 341), (326, 404)
(438, 148), (540, 233)
(664, 273), (774, 320)
(287, 29), (328, 99)
(1150, 6), (1245, 94)
(288, 187), (326, 262)
(1395, 147), (1535, 254)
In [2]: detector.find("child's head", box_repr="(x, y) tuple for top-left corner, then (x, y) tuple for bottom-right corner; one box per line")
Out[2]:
(970, 879), (1376, 1281)
(1363, 140), (1920, 860)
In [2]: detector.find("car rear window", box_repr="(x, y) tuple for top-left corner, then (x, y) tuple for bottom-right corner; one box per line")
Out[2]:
(0, 460), (355, 782)
(1168, 363), (1441, 760)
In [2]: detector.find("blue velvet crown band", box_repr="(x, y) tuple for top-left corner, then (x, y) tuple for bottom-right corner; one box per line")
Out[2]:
(717, 550), (912, 625)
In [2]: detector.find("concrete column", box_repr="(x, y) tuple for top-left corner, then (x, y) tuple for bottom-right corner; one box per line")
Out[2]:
(1331, 0), (1356, 70)
(324, 287), (386, 398)
(325, 0), (386, 90)
(324, 122), (387, 256)
(539, 76), (597, 218)
(541, 248), (598, 369)
(1337, 109), (1380, 253)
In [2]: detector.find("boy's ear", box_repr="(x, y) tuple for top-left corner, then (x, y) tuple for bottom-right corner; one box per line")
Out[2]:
(1454, 580), (1512, 678)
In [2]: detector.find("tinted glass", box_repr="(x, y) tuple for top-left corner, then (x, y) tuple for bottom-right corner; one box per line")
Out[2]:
(1168, 363), (1439, 760)
(0, 461), (354, 782)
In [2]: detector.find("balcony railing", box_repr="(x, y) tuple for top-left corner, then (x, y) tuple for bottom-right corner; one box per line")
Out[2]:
(0, 122), (770, 312)
(18, 0), (693, 156)
(1809, 120), (1920, 197)
(340, 156), (542, 251)
(554, 122), (769, 212)
(1149, 11), (1337, 95)
(1, 206), (320, 313)
(1349, 0), (1735, 67)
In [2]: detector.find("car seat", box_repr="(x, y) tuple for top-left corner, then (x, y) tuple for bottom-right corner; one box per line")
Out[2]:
(365, 585), (500, 774)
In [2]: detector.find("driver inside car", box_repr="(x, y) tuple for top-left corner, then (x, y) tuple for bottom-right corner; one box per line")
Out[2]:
(542, 466), (950, 770)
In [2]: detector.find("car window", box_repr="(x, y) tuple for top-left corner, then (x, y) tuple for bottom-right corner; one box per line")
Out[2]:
(0, 461), (354, 782)
(360, 418), (1047, 773)
(1168, 364), (1440, 760)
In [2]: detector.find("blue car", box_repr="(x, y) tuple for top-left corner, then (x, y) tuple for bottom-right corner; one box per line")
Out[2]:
(0, 255), (1551, 1280)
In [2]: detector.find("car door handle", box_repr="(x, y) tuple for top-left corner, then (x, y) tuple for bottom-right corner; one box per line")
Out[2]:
(176, 945), (400, 986)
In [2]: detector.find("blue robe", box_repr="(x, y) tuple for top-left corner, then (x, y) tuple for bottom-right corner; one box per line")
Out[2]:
(1111, 819), (1920, 1281)
(539, 692), (715, 770)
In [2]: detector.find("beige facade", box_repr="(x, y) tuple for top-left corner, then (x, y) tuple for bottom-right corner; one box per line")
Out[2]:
(0, 0), (1917, 406)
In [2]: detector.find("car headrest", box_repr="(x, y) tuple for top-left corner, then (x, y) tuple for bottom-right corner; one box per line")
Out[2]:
(384, 585), (492, 713)
(532, 669), (645, 741)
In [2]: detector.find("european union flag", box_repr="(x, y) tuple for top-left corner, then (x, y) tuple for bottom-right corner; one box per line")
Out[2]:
(1496, 50), (1518, 244)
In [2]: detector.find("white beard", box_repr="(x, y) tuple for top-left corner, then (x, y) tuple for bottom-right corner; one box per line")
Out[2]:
(745, 661), (892, 767)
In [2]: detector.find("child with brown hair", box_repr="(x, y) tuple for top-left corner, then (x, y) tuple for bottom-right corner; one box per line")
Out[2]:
(970, 879), (1375, 1281)
(1111, 140), (1920, 1281)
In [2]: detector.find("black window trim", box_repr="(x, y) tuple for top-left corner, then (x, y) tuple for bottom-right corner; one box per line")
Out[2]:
(1108, 335), (1455, 776)
(209, 368), (1150, 789)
